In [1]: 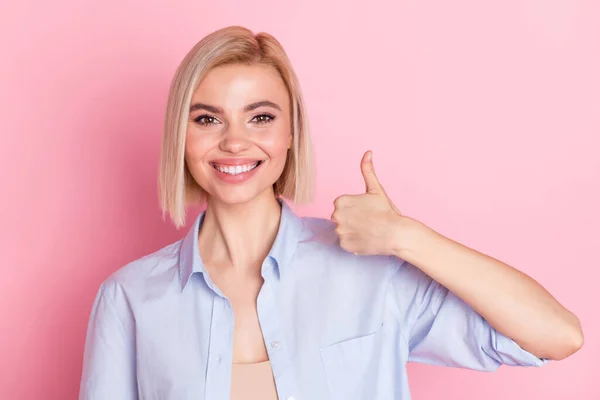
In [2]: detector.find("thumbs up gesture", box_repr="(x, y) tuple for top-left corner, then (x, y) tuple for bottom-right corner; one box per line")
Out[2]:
(331, 151), (405, 256)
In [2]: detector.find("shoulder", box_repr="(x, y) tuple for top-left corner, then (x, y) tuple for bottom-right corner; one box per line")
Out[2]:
(295, 216), (397, 280)
(98, 239), (184, 303)
(296, 216), (436, 295)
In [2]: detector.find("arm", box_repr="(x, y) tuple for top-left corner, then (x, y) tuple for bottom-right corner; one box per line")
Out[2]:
(391, 259), (549, 370)
(392, 215), (583, 361)
(331, 150), (583, 362)
(79, 281), (138, 400)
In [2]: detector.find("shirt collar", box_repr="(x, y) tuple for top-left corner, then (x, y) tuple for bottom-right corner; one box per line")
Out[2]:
(179, 198), (305, 291)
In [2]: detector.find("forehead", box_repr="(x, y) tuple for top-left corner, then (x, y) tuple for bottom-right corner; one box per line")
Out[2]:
(191, 63), (289, 109)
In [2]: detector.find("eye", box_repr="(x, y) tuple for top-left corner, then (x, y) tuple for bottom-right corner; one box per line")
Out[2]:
(251, 113), (275, 124)
(194, 114), (220, 126)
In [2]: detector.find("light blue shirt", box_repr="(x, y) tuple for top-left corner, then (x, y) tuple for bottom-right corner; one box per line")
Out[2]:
(79, 200), (547, 400)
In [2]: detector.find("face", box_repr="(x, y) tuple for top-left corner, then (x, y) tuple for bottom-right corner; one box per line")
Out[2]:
(185, 63), (293, 206)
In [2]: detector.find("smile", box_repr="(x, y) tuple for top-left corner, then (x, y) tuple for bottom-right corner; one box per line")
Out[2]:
(210, 161), (263, 176)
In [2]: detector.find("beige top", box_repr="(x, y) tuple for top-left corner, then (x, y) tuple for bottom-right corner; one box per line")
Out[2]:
(230, 361), (278, 400)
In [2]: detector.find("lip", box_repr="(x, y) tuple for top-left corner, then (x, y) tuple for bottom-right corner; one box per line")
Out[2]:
(209, 158), (265, 184)
(209, 158), (263, 166)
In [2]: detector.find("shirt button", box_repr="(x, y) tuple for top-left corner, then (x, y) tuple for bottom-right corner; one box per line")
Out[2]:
(217, 355), (222, 364)
(270, 341), (280, 349)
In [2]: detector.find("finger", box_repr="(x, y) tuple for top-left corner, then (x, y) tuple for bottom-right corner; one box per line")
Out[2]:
(361, 150), (384, 194)
(330, 209), (340, 223)
(333, 195), (347, 209)
(333, 194), (360, 209)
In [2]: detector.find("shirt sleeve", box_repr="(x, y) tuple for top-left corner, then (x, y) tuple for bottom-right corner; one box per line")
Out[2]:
(79, 280), (138, 400)
(391, 259), (549, 371)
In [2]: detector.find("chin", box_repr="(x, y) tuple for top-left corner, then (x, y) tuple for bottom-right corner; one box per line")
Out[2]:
(207, 185), (274, 207)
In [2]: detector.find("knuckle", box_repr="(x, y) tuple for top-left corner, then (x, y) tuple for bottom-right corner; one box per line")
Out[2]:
(339, 238), (349, 250)
(333, 195), (347, 208)
(331, 210), (343, 223)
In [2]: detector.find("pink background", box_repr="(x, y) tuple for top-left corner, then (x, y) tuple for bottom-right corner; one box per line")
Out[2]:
(1, 0), (598, 399)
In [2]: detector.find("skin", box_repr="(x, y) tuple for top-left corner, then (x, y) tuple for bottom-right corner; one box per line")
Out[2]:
(331, 151), (584, 360)
(186, 63), (292, 363)
(186, 63), (583, 365)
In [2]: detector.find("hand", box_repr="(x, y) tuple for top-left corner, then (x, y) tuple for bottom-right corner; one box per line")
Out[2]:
(331, 150), (404, 256)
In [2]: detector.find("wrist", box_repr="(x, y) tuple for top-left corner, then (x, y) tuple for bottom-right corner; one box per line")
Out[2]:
(391, 215), (436, 260)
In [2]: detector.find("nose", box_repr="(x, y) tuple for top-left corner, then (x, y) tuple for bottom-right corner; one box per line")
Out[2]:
(218, 124), (252, 154)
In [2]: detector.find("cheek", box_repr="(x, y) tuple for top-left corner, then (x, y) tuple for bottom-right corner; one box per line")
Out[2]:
(185, 131), (210, 163)
(260, 131), (292, 161)
(184, 133), (213, 183)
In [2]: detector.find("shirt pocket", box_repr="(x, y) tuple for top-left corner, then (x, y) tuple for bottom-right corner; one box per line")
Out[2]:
(319, 324), (383, 400)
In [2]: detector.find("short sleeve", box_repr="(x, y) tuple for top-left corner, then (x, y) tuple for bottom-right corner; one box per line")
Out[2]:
(391, 260), (549, 371)
(79, 281), (138, 399)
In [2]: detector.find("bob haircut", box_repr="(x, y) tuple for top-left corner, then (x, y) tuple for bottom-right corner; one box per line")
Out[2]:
(158, 26), (314, 228)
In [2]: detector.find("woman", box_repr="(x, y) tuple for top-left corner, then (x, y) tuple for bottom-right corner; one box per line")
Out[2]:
(79, 26), (583, 400)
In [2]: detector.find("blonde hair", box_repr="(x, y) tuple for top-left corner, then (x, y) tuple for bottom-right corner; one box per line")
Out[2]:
(158, 26), (314, 228)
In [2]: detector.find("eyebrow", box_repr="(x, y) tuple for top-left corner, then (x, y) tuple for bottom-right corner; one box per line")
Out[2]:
(189, 100), (281, 114)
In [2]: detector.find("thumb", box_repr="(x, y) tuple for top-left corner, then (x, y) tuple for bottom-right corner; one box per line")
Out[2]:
(361, 150), (384, 194)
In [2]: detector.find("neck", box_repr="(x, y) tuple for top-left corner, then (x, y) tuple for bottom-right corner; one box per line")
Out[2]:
(198, 190), (282, 272)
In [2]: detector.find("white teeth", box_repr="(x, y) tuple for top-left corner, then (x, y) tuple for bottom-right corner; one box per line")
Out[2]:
(213, 161), (259, 175)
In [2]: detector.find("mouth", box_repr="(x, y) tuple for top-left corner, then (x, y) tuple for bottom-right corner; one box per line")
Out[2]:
(209, 160), (264, 176)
